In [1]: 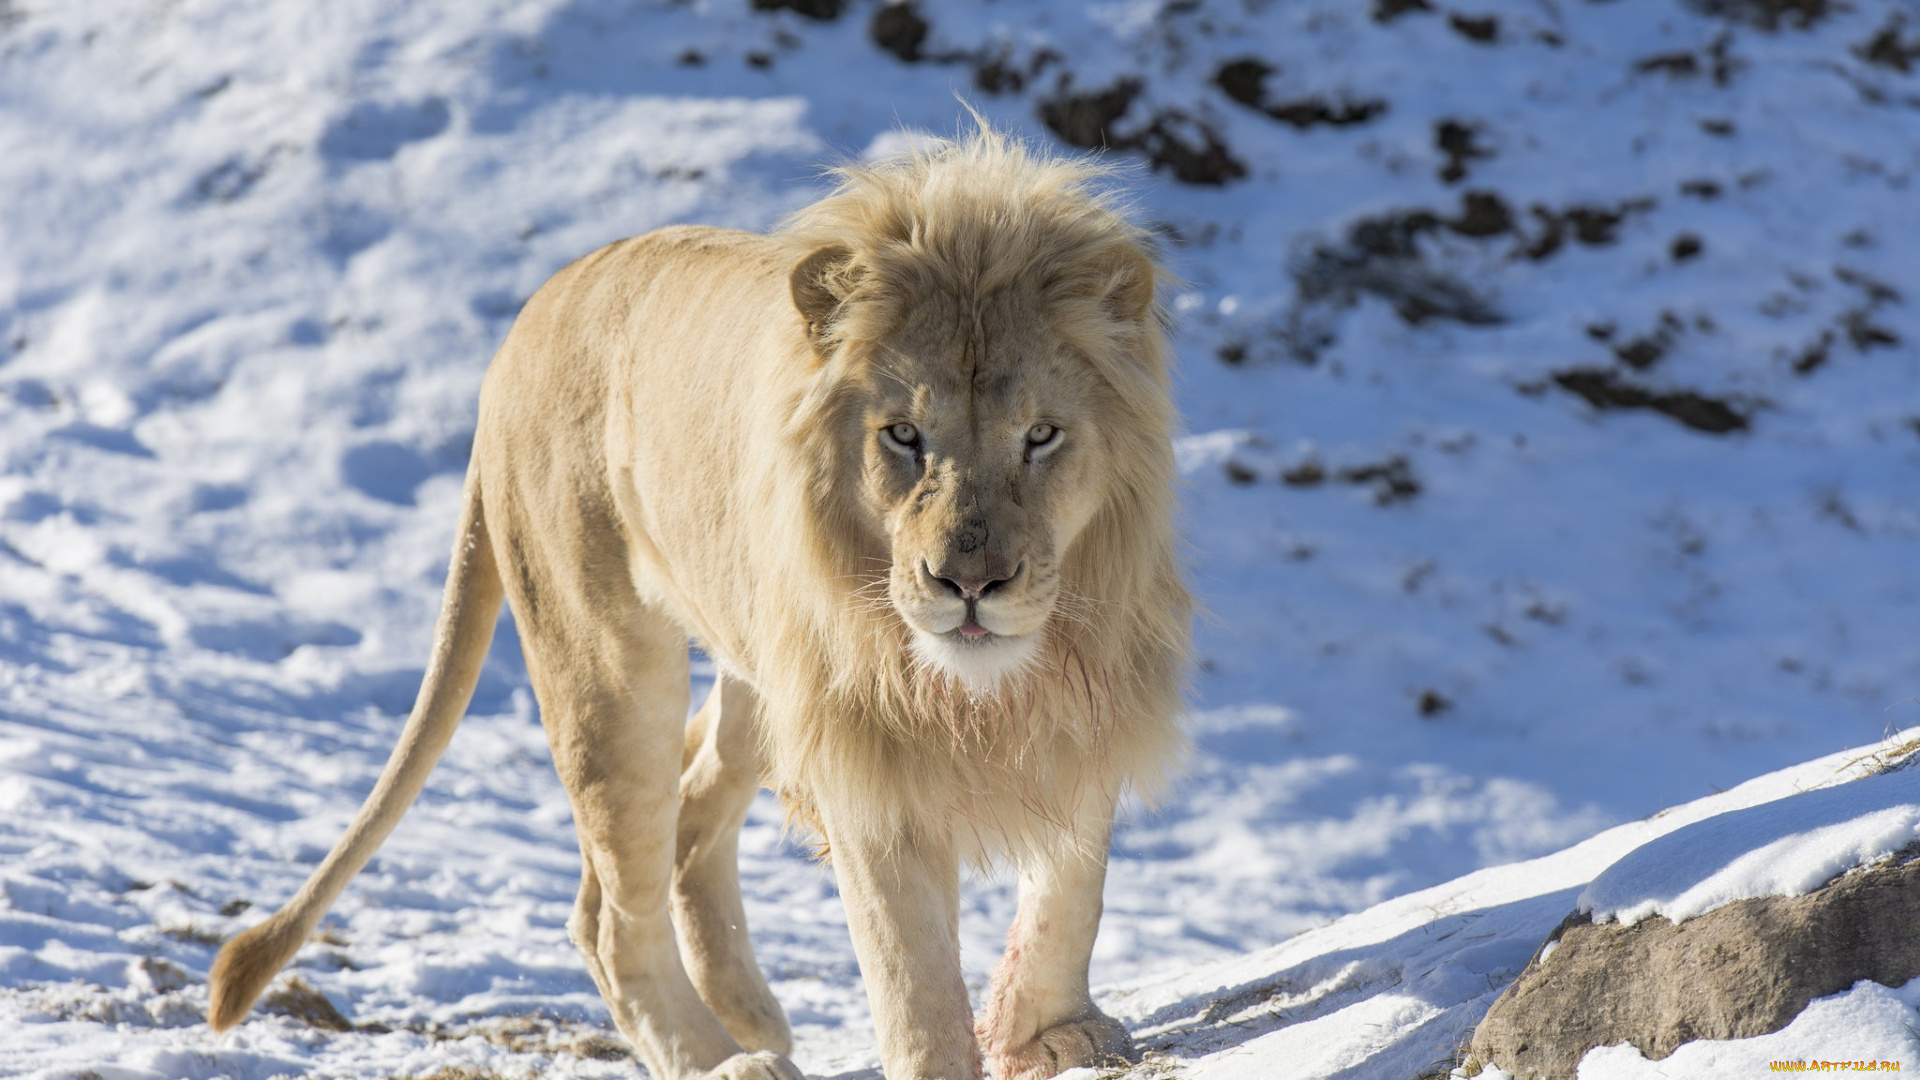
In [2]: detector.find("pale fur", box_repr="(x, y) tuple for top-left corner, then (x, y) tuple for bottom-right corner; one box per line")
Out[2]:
(207, 128), (1189, 1080)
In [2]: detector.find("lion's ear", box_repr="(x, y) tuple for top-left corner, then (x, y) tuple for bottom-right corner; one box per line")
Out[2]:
(1097, 244), (1157, 324)
(791, 244), (857, 347)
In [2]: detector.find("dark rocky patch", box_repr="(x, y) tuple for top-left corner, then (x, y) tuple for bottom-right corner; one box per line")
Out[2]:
(850, 13), (1057, 90)
(1039, 79), (1245, 185)
(1680, 178), (1722, 199)
(1435, 119), (1492, 184)
(1276, 186), (1668, 351)
(1348, 209), (1440, 259)
(1636, 50), (1700, 77)
(870, 3), (928, 63)
(749, 0), (843, 20)
(1341, 456), (1423, 504)
(1041, 79), (1141, 151)
(1213, 57), (1273, 108)
(1522, 198), (1655, 259)
(1281, 459), (1327, 487)
(1517, 210), (1563, 260)
(1705, 33), (1744, 84)
(1857, 15), (1920, 73)
(1611, 314), (1683, 370)
(1700, 117), (1736, 136)
(1842, 309), (1901, 350)
(1293, 203), (1504, 327)
(1216, 341), (1248, 366)
(744, 51), (773, 69)
(1138, 113), (1248, 185)
(1670, 233), (1704, 260)
(1272, 453), (1419, 504)
(1448, 13), (1498, 42)
(972, 46), (1060, 95)
(1213, 58), (1386, 130)
(1640, 35), (1742, 84)
(1564, 204), (1637, 245)
(1781, 267), (1909, 368)
(677, 48), (705, 67)
(1267, 96), (1388, 130)
(1836, 265), (1902, 306)
(1373, 0), (1433, 21)
(1682, 0), (1831, 31)
(972, 51), (1021, 93)
(1466, 846), (1920, 1080)
(1418, 689), (1454, 717)
(1449, 190), (1513, 238)
(1295, 241), (1500, 328)
(1790, 330), (1834, 374)
(1552, 368), (1749, 434)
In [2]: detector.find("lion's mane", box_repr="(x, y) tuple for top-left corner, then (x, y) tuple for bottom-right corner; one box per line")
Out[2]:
(755, 130), (1191, 861)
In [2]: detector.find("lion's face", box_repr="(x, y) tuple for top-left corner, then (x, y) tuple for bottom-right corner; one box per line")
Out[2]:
(849, 289), (1113, 693)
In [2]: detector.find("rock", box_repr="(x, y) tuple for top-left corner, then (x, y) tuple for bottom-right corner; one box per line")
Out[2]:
(1462, 847), (1920, 1079)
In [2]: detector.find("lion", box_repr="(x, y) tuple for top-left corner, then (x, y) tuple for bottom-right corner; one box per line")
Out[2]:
(207, 127), (1191, 1080)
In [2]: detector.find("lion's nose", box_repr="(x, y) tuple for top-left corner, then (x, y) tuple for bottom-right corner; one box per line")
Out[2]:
(924, 559), (1019, 600)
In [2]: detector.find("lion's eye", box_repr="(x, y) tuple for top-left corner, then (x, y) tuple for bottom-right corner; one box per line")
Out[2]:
(881, 423), (920, 453)
(1024, 422), (1062, 462)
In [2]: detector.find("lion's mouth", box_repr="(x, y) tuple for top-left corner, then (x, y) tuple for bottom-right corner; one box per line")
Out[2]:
(910, 620), (1041, 691)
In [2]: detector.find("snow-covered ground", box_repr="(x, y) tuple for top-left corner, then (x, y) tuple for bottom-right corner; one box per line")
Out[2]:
(2, 0), (1917, 1076)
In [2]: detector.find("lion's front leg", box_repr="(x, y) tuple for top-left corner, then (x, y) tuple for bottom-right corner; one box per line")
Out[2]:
(977, 803), (1136, 1080)
(825, 811), (983, 1080)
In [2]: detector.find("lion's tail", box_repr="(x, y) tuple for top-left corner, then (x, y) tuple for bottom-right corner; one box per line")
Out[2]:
(207, 473), (505, 1031)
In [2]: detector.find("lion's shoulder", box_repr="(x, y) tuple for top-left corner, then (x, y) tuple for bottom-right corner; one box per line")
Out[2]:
(553, 224), (792, 291)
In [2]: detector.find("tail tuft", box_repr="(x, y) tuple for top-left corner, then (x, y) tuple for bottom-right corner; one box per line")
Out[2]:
(207, 911), (311, 1031)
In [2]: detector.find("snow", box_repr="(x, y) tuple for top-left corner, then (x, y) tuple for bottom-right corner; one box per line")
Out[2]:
(1579, 978), (1920, 1079)
(2, 0), (1919, 1077)
(1580, 762), (1920, 927)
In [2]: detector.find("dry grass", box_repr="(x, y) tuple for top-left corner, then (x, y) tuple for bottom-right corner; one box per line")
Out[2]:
(428, 1015), (630, 1061)
(243, 976), (632, 1065)
(262, 976), (354, 1032)
(157, 921), (224, 947)
(1845, 725), (1920, 777)
(1100, 1050), (1189, 1078)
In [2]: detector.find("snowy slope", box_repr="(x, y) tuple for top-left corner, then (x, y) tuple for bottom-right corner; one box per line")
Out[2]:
(1108, 737), (1920, 1080)
(1, 0), (1918, 1077)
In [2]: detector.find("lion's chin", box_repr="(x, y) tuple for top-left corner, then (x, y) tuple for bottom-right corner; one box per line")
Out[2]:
(909, 628), (1042, 695)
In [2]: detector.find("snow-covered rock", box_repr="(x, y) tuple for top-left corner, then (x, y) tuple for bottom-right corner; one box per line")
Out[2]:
(1467, 761), (1920, 1080)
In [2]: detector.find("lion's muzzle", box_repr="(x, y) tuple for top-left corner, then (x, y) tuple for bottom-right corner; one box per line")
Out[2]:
(922, 557), (1026, 637)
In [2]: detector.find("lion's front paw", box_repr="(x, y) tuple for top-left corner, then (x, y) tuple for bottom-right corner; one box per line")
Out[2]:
(989, 1013), (1136, 1080)
(703, 1050), (804, 1080)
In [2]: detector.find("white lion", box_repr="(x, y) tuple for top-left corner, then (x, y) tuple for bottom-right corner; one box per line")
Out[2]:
(209, 127), (1190, 1080)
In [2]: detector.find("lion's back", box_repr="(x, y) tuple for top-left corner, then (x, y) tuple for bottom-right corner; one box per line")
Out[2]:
(473, 223), (812, 667)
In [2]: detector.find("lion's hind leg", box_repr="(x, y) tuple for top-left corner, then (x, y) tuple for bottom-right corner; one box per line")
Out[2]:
(673, 675), (792, 1055)
(498, 517), (798, 1080)
(529, 619), (799, 1080)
